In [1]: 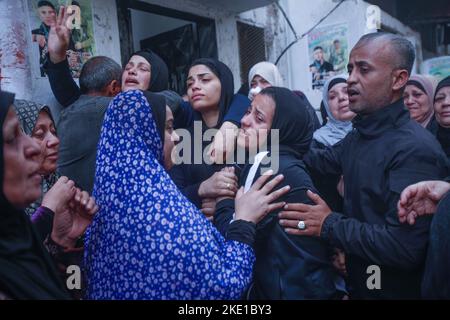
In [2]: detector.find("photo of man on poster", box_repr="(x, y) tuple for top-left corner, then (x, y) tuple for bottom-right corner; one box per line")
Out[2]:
(309, 46), (334, 90)
(31, 0), (57, 77)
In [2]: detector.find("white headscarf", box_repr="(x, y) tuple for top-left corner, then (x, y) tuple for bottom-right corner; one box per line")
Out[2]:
(248, 62), (284, 100)
(313, 74), (353, 147)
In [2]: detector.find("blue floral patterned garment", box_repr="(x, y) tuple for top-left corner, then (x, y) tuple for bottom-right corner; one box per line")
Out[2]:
(84, 90), (254, 300)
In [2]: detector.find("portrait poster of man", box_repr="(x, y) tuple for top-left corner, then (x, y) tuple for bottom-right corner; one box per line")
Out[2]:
(308, 23), (349, 90)
(28, 0), (96, 78)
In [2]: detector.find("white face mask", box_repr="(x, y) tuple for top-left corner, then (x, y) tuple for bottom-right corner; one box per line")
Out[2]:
(248, 86), (263, 101)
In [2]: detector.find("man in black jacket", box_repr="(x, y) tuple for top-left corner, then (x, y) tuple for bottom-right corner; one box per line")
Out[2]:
(278, 32), (448, 299)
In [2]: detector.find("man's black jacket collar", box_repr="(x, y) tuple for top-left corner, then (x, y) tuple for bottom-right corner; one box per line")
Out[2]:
(352, 99), (409, 139)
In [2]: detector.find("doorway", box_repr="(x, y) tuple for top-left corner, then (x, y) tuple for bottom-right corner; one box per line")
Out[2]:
(116, 0), (218, 94)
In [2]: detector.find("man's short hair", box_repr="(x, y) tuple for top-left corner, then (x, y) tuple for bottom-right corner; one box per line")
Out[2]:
(355, 32), (415, 74)
(313, 46), (323, 52)
(333, 39), (340, 44)
(79, 56), (122, 94)
(37, 0), (55, 9)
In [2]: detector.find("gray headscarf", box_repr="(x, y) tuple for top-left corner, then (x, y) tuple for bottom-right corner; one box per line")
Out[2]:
(13, 99), (59, 217)
(313, 75), (353, 147)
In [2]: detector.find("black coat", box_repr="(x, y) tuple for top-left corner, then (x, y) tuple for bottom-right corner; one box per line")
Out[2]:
(215, 151), (338, 300)
(421, 189), (450, 299)
(304, 99), (448, 299)
(309, 139), (343, 212)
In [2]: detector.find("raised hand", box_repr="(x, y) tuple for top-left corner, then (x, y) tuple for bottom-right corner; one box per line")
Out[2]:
(207, 122), (239, 164)
(47, 6), (71, 63)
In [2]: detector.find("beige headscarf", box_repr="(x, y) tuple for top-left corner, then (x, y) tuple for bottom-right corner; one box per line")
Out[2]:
(248, 62), (284, 100)
(406, 75), (436, 128)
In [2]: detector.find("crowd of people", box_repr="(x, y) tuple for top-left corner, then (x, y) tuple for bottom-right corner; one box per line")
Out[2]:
(1, 5), (450, 300)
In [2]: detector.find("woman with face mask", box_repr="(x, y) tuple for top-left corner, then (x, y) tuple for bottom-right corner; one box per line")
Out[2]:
(247, 61), (321, 130)
(84, 89), (285, 299)
(0, 91), (97, 299)
(214, 87), (340, 300)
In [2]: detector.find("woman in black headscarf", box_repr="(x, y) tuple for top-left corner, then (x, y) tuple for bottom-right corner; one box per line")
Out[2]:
(169, 58), (245, 218)
(214, 87), (339, 300)
(0, 91), (68, 299)
(433, 76), (450, 160)
(122, 49), (169, 93)
(0, 91), (97, 299)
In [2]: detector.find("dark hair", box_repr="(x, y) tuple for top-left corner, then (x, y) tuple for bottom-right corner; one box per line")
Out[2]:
(333, 39), (340, 44)
(71, 1), (80, 7)
(355, 32), (415, 74)
(259, 86), (277, 102)
(313, 46), (323, 52)
(79, 56), (122, 94)
(37, 0), (55, 9)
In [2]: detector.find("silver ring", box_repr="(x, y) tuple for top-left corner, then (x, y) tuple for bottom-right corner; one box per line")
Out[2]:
(297, 220), (306, 230)
(226, 183), (231, 190)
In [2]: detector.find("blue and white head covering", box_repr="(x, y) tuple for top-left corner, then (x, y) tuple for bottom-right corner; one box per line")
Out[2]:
(313, 75), (353, 147)
(84, 90), (254, 300)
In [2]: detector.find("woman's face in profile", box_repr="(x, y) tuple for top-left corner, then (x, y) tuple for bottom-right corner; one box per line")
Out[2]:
(3, 107), (42, 208)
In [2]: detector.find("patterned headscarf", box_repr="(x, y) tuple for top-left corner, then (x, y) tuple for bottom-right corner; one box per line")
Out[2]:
(85, 90), (254, 300)
(13, 100), (59, 217)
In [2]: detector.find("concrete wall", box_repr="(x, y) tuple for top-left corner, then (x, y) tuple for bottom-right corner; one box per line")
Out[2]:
(0, 0), (121, 119)
(139, 0), (289, 90)
(0, 0), (422, 115)
(281, 0), (422, 109)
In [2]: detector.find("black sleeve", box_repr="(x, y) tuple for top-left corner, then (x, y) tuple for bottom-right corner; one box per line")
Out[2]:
(226, 220), (256, 248)
(303, 137), (345, 177)
(169, 164), (202, 208)
(43, 56), (81, 107)
(321, 150), (446, 270)
(214, 198), (235, 237)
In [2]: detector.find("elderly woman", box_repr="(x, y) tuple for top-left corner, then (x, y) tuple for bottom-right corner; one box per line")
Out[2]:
(433, 76), (450, 159)
(403, 75), (436, 130)
(14, 101), (60, 217)
(310, 75), (355, 212)
(0, 90), (97, 299)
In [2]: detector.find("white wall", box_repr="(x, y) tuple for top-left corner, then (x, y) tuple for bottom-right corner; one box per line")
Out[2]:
(282, 0), (422, 109)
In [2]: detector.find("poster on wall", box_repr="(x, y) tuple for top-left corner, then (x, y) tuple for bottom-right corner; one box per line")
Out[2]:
(308, 23), (349, 90)
(421, 56), (450, 81)
(27, 0), (96, 78)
